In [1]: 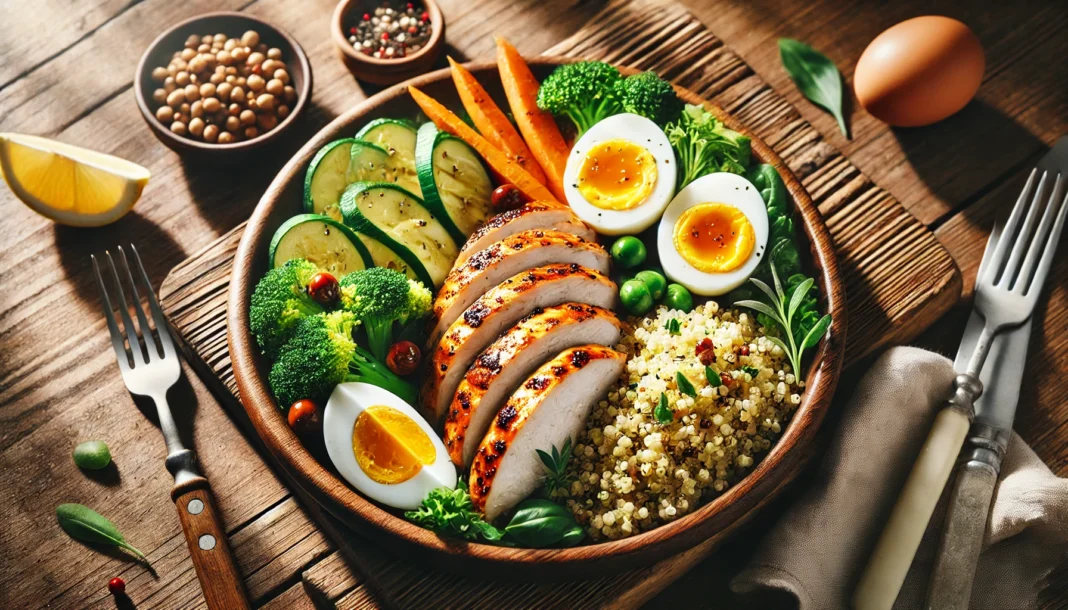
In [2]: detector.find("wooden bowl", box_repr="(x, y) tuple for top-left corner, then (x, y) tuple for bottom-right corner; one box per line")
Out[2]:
(134, 12), (313, 160)
(227, 58), (847, 580)
(331, 0), (445, 85)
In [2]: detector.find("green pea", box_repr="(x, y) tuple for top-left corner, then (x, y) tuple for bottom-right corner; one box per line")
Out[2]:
(664, 283), (694, 312)
(73, 440), (112, 470)
(634, 270), (666, 300)
(619, 280), (654, 316)
(610, 236), (646, 269)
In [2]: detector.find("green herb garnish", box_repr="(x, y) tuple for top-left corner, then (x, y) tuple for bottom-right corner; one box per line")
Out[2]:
(504, 499), (585, 548)
(742, 366), (760, 378)
(536, 437), (575, 497)
(676, 371), (697, 398)
(56, 503), (146, 560)
(665, 318), (681, 335)
(705, 366), (722, 387)
(778, 39), (849, 138)
(736, 264), (832, 376)
(665, 104), (752, 191)
(404, 480), (505, 542)
(655, 392), (674, 424)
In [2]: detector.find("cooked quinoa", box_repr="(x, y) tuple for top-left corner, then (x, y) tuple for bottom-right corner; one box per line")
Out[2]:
(562, 300), (803, 540)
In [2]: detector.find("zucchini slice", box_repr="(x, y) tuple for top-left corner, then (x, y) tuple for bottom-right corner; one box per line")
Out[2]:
(355, 119), (421, 197)
(269, 214), (373, 277)
(415, 122), (494, 242)
(354, 232), (426, 282)
(339, 182), (458, 288)
(303, 139), (368, 220)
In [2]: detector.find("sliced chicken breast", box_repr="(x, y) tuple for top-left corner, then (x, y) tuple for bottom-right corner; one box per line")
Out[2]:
(420, 264), (617, 425)
(427, 229), (610, 349)
(444, 304), (621, 466)
(455, 201), (596, 266)
(469, 345), (626, 521)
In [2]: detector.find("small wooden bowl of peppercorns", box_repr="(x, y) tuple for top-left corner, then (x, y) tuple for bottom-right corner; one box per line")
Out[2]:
(135, 12), (312, 159)
(332, 0), (445, 85)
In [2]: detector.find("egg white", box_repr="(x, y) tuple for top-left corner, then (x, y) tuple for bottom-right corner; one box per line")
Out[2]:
(657, 172), (769, 296)
(563, 113), (676, 235)
(323, 382), (456, 510)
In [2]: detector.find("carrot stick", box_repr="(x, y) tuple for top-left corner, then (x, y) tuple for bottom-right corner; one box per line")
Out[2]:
(448, 57), (548, 186)
(494, 36), (570, 202)
(408, 86), (559, 205)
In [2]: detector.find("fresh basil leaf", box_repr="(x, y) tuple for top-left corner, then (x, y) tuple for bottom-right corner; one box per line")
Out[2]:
(676, 371), (697, 398)
(705, 366), (722, 387)
(778, 38), (849, 138)
(56, 503), (146, 560)
(558, 525), (587, 548)
(504, 499), (584, 548)
(666, 318), (681, 335)
(655, 392), (673, 424)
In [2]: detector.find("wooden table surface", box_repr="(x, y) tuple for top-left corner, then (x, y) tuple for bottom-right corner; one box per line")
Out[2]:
(0, 0), (1064, 608)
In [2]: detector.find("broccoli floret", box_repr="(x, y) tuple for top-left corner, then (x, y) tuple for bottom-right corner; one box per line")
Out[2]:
(536, 61), (623, 137)
(338, 267), (432, 362)
(269, 311), (418, 407)
(249, 259), (325, 359)
(615, 71), (683, 126)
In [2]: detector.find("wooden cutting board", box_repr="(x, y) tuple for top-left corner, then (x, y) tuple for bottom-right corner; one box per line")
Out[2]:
(159, 0), (961, 606)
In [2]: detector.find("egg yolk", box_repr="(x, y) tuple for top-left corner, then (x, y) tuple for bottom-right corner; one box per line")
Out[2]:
(352, 405), (436, 484)
(673, 203), (756, 273)
(576, 139), (658, 211)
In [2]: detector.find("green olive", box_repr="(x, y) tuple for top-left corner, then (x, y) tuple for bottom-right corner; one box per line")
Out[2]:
(665, 283), (694, 312)
(619, 279), (654, 316)
(72, 440), (112, 470)
(610, 236), (646, 269)
(634, 270), (666, 301)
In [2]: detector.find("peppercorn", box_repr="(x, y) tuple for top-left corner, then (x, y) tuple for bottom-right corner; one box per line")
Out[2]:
(346, 1), (433, 59)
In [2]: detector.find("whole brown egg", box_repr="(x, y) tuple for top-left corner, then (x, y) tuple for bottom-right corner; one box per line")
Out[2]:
(854, 16), (984, 127)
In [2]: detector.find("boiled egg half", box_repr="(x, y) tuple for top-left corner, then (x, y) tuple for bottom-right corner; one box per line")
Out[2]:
(563, 113), (676, 235)
(323, 382), (456, 510)
(657, 172), (768, 296)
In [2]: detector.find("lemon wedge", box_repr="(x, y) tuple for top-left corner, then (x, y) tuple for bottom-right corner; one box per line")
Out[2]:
(0, 133), (150, 227)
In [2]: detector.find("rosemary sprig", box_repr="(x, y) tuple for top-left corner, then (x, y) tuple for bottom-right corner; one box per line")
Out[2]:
(536, 437), (575, 497)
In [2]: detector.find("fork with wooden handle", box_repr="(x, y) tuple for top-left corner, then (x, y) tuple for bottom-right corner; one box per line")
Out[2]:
(93, 245), (251, 610)
(852, 167), (1068, 610)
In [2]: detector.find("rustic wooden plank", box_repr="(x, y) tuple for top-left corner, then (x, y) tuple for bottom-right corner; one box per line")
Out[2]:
(260, 581), (318, 610)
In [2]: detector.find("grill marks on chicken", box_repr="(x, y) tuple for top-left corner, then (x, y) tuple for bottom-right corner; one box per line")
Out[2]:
(455, 201), (596, 266)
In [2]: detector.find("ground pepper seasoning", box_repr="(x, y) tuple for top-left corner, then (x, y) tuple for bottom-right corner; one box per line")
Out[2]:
(347, 2), (433, 59)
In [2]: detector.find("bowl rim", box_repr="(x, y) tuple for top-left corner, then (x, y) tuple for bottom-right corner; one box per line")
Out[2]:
(227, 56), (847, 574)
(134, 11), (313, 152)
(331, 0), (445, 67)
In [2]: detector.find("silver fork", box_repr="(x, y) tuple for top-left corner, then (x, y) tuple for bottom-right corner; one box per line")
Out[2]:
(93, 246), (250, 610)
(854, 166), (1067, 610)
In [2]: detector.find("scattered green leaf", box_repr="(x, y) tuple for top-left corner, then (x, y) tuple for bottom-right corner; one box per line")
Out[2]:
(536, 437), (575, 497)
(55, 503), (145, 560)
(676, 371), (697, 398)
(778, 38), (849, 138)
(72, 440), (111, 470)
(504, 499), (585, 548)
(665, 104), (752, 191)
(665, 318), (681, 335)
(705, 366), (722, 387)
(404, 480), (505, 542)
(742, 366), (760, 379)
(654, 392), (674, 424)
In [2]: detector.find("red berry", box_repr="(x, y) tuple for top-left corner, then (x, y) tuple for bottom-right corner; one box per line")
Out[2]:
(350, 26), (358, 34)
(421, 11), (429, 21)
(363, 12), (371, 20)
(408, 26), (418, 34)
(108, 577), (126, 595)
(306, 272), (339, 306)
(386, 341), (421, 376)
(288, 399), (323, 439)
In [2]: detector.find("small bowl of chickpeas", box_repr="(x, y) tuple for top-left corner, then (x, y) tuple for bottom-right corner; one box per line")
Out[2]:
(135, 12), (312, 158)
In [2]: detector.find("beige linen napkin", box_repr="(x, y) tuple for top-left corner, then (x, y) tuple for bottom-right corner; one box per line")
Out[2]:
(731, 346), (1068, 609)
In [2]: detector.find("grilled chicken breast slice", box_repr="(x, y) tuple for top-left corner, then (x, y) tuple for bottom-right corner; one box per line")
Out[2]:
(426, 229), (610, 350)
(469, 345), (626, 521)
(420, 264), (617, 425)
(443, 304), (621, 466)
(455, 201), (596, 266)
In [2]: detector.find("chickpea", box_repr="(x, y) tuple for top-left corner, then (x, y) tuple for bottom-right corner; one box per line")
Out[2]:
(267, 47), (282, 60)
(188, 56), (207, 74)
(236, 76), (247, 88)
(209, 72), (225, 85)
(277, 104), (290, 120)
(216, 82), (232, 101)
(202, 97), (222, 113)
(225, 66), (238, 76)
(185, 34), (200, 48)
(164, 76), (176, 93)
(173, 112), (186, 123)
(216, 50), (233, 66)
(225, 115), (241, 132)
(239, 109), (256, 126)
(231, 47), (249, 62)
(217, 131), (235, 144)
(273, 69), (289, 85)
(247, 74), (265, 92)
(199, 83), (216, 99)
(256, 113), (277, 131)
(255, 93), (275, 111)
(264, 78), (284, 96)
(244, 126), (259, 139)
(225, 75), (236, 84)
(156, 105), (174, 122)
(190, 100), (204, 118)
(203, 124), (220, 143)
(188, 72), (199, 85)
(152, 88), (167, 103)
(201, 34), (213, 45)
(166, 89), (186, 108)
(171, 121), (188, 136)
(224, 38), (238, 51)
(241, 30), (260, 48)
(228, 103), (242, 116)
(230, 86), (245, 103)
(260, 59), (280, 74)
(247, 51), (265, 67)
(151, 66), (169, 82)
(171, 58), (188, 72)
(180, 48), (197, 61)
(213, 33), (226, 43)
(175, 71), (190, 86)
(188, 117), (206, 137)
(197, 43), (211, 54)
(183, 84), (200, 101)
(179, 102), (191, 115)
(247, 98), (258, 111)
